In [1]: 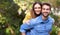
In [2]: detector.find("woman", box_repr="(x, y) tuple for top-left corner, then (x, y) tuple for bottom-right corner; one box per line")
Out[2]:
(21, 2), (42, 35)
(23, 2), (42, 23)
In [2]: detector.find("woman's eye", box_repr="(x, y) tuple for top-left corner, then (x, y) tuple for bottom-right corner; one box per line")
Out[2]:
(34, 7), (37, 9)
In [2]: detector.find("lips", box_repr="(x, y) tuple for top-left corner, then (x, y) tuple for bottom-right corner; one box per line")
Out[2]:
(43, 12), (48, 13)
(43, 12), (49, 14)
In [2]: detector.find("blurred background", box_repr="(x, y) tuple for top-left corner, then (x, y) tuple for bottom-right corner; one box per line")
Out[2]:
(0, 0), (60, 35)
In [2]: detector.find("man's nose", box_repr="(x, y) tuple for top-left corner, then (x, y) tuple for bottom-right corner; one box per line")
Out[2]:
(44, 9), (47, 12)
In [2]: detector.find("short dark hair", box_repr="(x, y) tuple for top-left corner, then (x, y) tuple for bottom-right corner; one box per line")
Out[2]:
(42, 3), (51, 10)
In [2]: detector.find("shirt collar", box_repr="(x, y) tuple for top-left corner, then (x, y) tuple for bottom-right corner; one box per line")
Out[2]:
(38, 15), (50, 23)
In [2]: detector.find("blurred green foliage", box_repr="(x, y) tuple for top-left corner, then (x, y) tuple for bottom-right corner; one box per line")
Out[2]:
(0, 0), (60, 35)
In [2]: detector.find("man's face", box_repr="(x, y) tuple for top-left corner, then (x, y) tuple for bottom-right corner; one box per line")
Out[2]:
(42, 5), (50, 17)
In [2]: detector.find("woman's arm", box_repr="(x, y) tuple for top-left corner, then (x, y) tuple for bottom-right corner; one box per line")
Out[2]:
(23, 12), (32, 23)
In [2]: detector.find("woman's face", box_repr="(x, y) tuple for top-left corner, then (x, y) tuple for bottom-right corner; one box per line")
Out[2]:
(34, 3), (41, 15)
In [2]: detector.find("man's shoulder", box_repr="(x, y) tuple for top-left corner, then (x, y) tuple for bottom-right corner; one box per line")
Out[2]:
(49, 16), (54, 20)
(48, 16), (55, 23)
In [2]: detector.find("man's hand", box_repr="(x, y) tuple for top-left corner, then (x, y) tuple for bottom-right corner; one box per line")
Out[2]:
(21, 32), (26, 35)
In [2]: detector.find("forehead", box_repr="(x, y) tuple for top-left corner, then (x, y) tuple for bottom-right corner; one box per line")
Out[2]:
(42, 5), (50, 9)
(34, 4), (41, 7)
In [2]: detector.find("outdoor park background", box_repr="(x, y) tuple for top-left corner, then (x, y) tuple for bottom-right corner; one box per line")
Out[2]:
(0, 0), (60, 35)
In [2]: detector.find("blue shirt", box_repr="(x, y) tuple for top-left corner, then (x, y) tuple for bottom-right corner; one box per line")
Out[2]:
(20, 15), (54, 35)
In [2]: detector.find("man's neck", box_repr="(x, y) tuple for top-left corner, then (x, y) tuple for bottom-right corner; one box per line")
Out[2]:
(42, 15), (48, 21)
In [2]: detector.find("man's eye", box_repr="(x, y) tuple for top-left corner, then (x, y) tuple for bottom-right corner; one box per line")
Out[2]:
(46, 9), (49, 10)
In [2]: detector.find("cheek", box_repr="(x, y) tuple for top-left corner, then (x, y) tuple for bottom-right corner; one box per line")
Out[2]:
(34, 9), (37, 11)
(34, 9), (41, 11)
(39, 9), (41, 11)
(42, 10), (44, 13)
(38, 9), (41, 11)
(47, 10), (50, 13)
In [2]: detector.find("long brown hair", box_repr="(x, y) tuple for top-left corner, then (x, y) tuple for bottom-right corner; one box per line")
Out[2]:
(30, 2), (42, 18)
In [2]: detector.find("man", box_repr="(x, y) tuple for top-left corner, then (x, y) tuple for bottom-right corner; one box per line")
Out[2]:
(20, 3), (54, 35)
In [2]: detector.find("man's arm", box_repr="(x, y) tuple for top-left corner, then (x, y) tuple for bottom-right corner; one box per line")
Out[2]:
(20, 23), (33, 35)
(20, 19), (36, 35)
(50, 19), (55, 34)
(20, 24), (30, 35)
(20, 19), (34, 33)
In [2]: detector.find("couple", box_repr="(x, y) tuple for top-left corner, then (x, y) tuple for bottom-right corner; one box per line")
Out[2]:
(20, 2), (54, 35)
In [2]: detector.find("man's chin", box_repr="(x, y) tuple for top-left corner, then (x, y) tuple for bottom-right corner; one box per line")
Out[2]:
(43, 15), (48, 17)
